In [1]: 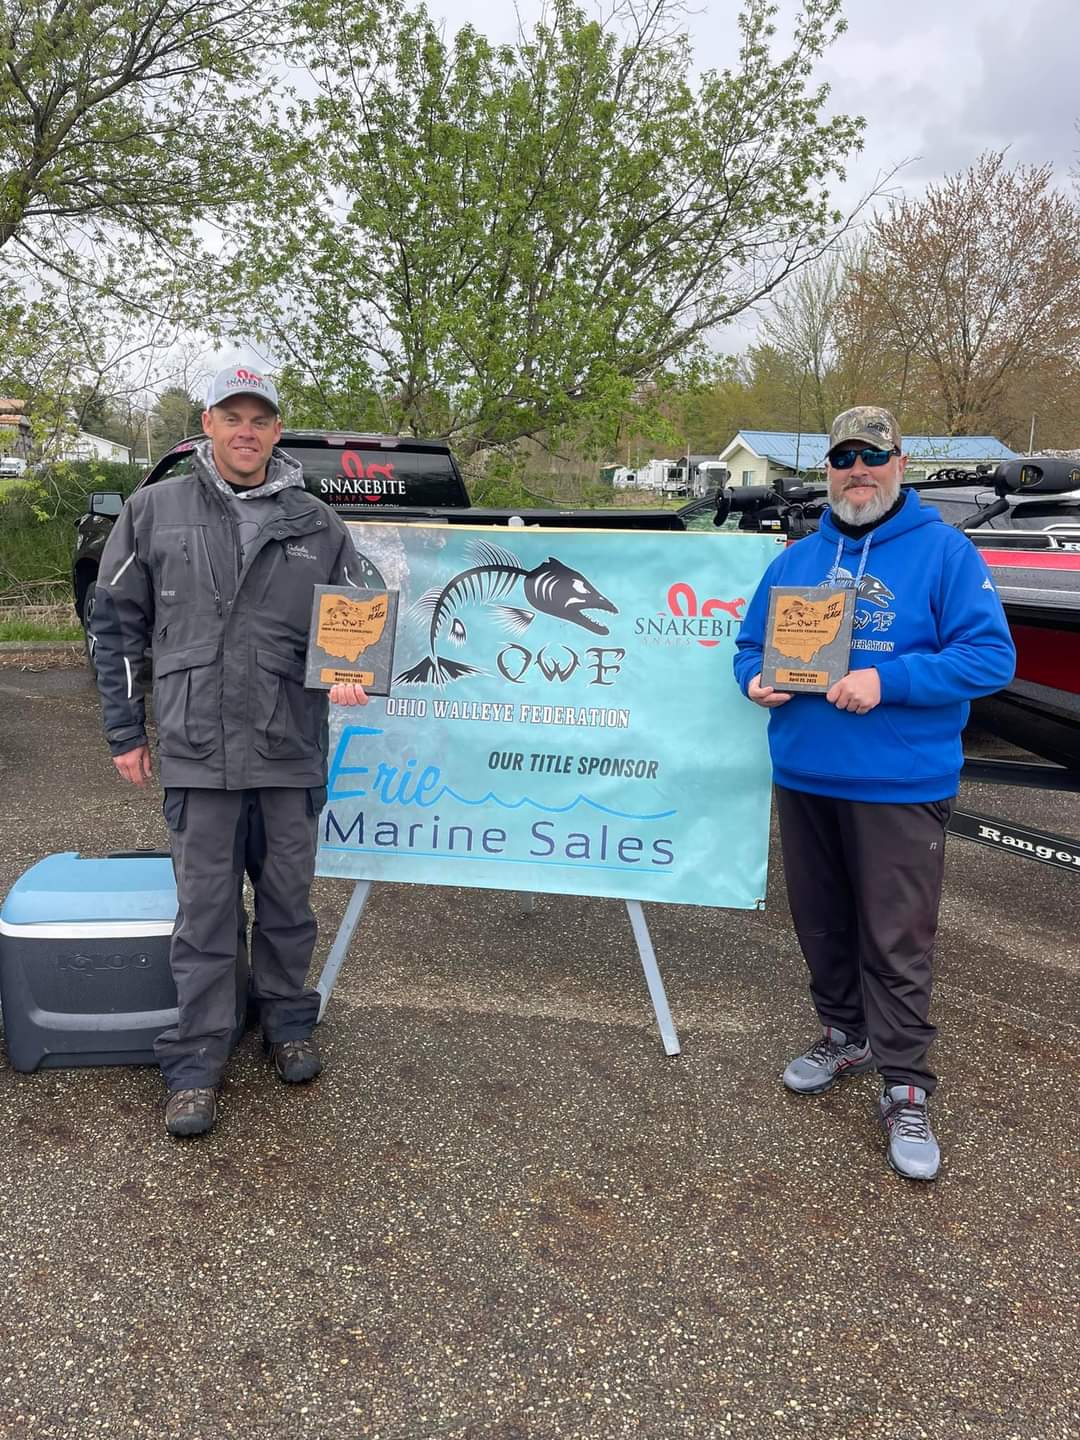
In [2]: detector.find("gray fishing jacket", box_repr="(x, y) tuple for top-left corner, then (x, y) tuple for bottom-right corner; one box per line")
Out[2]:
(91, 445), (359, 789)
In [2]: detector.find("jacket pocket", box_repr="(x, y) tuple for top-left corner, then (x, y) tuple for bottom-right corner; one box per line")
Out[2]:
(253, 647), (321, 760)
(768, 697), (963, 786)
(149, 525), (221, 611)
(154, 643), (221, 759)
(162, 788), (189, 833)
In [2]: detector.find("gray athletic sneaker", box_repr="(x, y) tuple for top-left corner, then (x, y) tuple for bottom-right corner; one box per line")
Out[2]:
(782, 1026), (874, 1094)
(879, 1084), (940, 1181)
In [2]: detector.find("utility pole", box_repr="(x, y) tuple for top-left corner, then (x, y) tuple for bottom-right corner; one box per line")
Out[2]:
(793, 372), (807, 478)
(1028, 414), (1036, 454)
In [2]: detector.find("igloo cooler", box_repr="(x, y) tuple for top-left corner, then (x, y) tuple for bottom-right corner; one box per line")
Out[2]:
(0, 851), (246, 1072)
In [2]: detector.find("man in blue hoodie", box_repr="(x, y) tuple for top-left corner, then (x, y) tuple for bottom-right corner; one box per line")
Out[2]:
(733, 406), (1015, 1181)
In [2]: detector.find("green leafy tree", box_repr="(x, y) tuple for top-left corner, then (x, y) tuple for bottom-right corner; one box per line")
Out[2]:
(152, 387), (204, 453)
(738, 345), (801, 432)
(231, 0), (864, 457)
(72, 386), (117, 441)
(0, 286), (195, 463)
(0, 293), (90, 454)
(0, 0), (272, 310)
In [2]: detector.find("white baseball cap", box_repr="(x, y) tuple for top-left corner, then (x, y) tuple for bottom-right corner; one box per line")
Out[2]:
(205, 364), (280, 413)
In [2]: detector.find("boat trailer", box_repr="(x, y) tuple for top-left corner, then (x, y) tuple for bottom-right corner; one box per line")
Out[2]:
(953, 756), (1080, 874)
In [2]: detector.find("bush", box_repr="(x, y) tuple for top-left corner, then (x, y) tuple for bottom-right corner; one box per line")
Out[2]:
(28, 460), (144, 521)
(468, 465), (650, 511)
(0, 460), (143, 599)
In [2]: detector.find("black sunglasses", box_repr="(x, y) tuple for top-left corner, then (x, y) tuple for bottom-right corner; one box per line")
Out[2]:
(829, 446), (899, 470)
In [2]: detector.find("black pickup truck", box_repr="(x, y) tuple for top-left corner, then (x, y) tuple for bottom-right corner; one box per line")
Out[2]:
(72, 430), (692, 668)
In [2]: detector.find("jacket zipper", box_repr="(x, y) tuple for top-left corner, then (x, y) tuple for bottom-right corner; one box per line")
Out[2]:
(180, 532), (222, 615)
(205, 474), (325, 598)
(199, 532), (223, 616)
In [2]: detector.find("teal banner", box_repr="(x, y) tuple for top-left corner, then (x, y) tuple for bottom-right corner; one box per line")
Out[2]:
(316, 523), (783, 908)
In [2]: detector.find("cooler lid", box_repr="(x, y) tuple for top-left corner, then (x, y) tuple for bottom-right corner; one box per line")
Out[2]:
(0, 852), (177, 929)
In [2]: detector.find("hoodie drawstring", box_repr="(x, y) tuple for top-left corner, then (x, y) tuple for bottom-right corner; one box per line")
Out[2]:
(824, 533), (873, 595)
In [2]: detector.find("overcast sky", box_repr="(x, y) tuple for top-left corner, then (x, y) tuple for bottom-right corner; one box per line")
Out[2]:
(434, 0), (1080, 190)
(230, 0), (1079, 376)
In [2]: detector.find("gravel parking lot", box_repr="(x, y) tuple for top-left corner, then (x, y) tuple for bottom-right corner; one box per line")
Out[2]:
(0, 653), (1076, 1440)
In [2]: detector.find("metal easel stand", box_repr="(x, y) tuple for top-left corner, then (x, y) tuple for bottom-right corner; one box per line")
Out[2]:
(314, 881), (682, 1056)
(315, 879), (372, 1020)
(625, 899), (681, 1057)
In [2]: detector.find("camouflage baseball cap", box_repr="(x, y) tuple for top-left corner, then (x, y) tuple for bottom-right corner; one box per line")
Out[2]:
(827, 406), (901, 455)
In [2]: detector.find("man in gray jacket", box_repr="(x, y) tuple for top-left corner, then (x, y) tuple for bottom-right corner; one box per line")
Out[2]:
(92, 365), (368, 1137)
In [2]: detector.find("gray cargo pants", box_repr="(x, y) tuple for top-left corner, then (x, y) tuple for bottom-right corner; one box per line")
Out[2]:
(156, 786), (324, 1090)
(775, 785), (954, 1095)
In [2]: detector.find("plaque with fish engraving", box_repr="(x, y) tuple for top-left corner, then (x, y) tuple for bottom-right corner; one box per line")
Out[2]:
(306, 586), (399, 695)
(762, 585), (855, 693)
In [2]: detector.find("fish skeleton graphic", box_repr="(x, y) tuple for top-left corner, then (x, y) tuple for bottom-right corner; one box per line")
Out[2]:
(395, 539), (619, 686)
(833, 567), (895, 609)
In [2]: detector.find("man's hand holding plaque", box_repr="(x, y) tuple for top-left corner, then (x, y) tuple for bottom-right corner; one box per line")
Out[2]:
(826, 667), (881, 715)
(747, 674), (794, 708)
(328, 680), (370, 707)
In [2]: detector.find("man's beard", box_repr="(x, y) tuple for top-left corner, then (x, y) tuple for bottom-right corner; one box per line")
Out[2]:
(829, 474), (901, 525)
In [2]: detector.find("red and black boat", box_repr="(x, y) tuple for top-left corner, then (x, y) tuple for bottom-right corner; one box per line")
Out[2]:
(917, 457), (1080, 773)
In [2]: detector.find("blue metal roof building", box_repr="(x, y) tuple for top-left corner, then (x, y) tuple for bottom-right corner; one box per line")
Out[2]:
(719, 430), (1017, 487)
(723, 431), (1017, 471)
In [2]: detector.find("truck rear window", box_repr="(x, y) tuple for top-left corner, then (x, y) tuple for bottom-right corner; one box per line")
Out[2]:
(146, 438), (468, 510)
(300, 447), (465, 509)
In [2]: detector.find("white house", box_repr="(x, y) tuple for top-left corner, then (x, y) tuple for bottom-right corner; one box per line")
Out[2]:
(58, 431), (133, 464)
(719, 431), (1017, 487)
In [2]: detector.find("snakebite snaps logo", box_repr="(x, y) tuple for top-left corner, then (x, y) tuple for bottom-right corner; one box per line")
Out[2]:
(633, 582), (745, 649)
(319, 451), (406, 502)
(395, 540), (619, 687)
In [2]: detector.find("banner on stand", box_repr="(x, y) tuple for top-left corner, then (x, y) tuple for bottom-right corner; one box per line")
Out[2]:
(315, 523), (782, 908)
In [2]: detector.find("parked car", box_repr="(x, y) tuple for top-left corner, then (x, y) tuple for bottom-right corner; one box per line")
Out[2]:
(0, 455), (28, 478)
(72, 430), (689, 671)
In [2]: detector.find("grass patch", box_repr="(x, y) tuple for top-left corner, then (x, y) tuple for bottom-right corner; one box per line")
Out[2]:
(0, 600), (83, 643)
(0, 618), (82, 642)
(0, 619), (82, 642)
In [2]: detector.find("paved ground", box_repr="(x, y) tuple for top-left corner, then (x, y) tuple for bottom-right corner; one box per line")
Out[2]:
(0, 654), (1076, 1440)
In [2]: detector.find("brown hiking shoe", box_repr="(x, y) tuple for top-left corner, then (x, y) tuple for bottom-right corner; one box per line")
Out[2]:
(268, 1035), (322, 1084)
(165, 1087), (217, 1138)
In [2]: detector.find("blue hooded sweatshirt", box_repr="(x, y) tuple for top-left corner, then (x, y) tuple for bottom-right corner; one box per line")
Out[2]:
(732, 489), (1016, 802)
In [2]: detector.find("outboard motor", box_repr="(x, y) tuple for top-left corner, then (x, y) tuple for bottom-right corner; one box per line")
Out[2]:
(993, 457), (1080, 494)
(957, 456), (1080, 530)
(713, 482), (827, 539)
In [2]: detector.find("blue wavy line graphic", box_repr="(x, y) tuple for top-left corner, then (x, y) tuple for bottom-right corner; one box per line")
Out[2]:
(430, 787), (677, 821)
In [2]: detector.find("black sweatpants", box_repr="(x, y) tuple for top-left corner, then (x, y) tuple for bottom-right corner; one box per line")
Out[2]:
(156, 787), (323, 1090)
(775, 785), (953, 1095)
